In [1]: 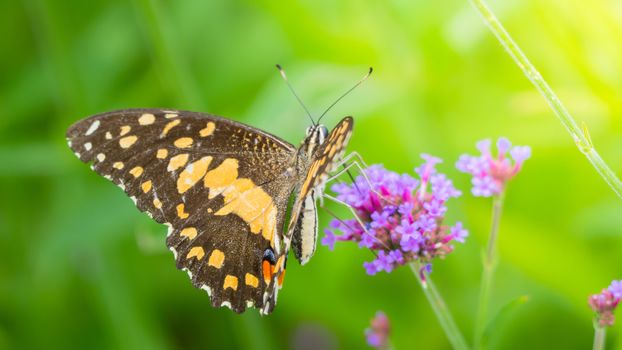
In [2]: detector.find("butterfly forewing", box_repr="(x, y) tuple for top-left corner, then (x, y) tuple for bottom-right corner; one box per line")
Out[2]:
(66, 109), (297, 313)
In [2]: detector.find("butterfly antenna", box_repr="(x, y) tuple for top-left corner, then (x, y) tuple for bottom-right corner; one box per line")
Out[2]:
(317, 67), (373, 124)
(276, 64), (315, 125)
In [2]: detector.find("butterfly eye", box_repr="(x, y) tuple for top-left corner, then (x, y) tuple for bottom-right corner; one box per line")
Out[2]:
(319, 126), (328, 142)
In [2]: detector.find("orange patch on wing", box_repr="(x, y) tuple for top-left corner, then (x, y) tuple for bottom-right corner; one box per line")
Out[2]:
(186, 246), (205, 260)
(245, 273), (259, 288)
(161, 119), (180, 137)
(223, 275), (238, 291)
(262, 260), (274, 284)
(208, 249), (225, 268)
(156, 148), (168, 159)
(278, 269), (286, 287)
(120, 125), (131, 136)
(180, 227), (197, 239)
(119, 135), (138, 148)
(174, 137), (193, 148)
(138, 113), (155, 125)
(141, 180), (152, 193)
(214, 179), (276, 242)
(203, 158), (239, 198)
(199, 122), (216, 137)
(153, 198), (162, 209)
(129, 166), (144, 178)
(167, 153), (189, 172)
(205, 158), (276, 243)
(176, 203), (189, 219)
(177, 156), (212, 194)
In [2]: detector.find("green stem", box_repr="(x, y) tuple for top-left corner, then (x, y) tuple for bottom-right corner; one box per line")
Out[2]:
(409, 262), (469, 350)
(467, 0), (622, 199)
(593, 324), (606, 350)
(473, 193), (505, 349)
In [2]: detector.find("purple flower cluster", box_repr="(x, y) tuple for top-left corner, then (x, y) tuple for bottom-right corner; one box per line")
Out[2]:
(589, 280), (622, 327)
(321, 155), (467, 275)
(456, 137), (531, 197)
(365, 311), (390, 349)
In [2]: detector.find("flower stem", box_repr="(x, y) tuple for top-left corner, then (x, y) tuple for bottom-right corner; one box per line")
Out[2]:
(474, 192), (505, 349)
(409, 262), (469, 350)
(593, 324), (606, 350)
(467, 0), (622, 199)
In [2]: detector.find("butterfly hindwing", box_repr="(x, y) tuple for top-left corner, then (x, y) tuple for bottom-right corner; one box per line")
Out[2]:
(66, 109), (297, 313)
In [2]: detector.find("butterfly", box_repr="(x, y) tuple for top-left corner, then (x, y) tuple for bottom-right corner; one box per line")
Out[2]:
(65, 107), (353, 314)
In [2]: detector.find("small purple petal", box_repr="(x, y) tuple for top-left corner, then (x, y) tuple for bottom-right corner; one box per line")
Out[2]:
(471, 176), (497, 197)
(450, 222), (468, 243)
(359, 231), (376, 248)
(609, 280), (622, 299)
(400, 234), (421, 252)
(415, 215), (437, 232)
(321, 229), (337, 250)
(476, 139), (491, 155)
(510, 145), (532, 163)
(496, 137), (512, 155)
(364, 261), (379, 275)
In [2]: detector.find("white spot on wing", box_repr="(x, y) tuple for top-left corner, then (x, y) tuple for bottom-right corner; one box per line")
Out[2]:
(85, 120), (100, 135)
(201, 284), (212, 296)
(84, 142), (92, 151)
(221, 301), (232, 310)
(169, 245), (178, 259)
(182, 267), (193, 279)
(96, 153), (105, 162)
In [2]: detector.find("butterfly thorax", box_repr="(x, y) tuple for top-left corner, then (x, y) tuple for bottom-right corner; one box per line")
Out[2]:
(288, 124), (329, 185)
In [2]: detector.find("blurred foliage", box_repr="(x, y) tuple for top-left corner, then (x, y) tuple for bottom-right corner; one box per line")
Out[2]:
(2, 0), (622, 349)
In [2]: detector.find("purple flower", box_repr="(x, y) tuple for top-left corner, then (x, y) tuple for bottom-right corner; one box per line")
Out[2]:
(472, 176), (498, 197)
(424, 198), (447, 218)
(364, 261), (379, 276)
(609, 280), (622, 299)
(321, 229), (337, 251)
(365, 311), (390, 349)
(449, 222), (468, 243)
(374, 251), (394, 273)
(457, 137), (531, 197)
(415, 215), (437, 232)
(359, 231), (377, 249)
(589, 281), (622, 327)
(324, 155), (467, 275)
(400, 234), (421, 253)
(370, 210), (391, 229)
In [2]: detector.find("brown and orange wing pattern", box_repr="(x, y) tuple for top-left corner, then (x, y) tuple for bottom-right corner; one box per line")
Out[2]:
(66, 109), (296, 314)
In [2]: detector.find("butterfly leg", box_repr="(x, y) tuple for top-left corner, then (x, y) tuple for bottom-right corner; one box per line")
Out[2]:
(323, 152), (396, 206)
(322, 193), (391, 250)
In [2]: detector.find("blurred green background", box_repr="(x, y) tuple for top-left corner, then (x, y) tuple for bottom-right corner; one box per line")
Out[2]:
(2, 0), (622, 349)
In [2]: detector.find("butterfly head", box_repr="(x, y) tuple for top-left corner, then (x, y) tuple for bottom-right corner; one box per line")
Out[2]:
(300, 124), (329, 158)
